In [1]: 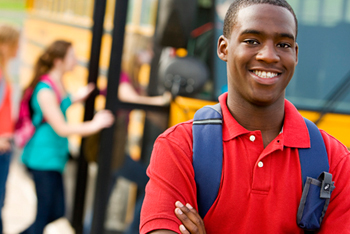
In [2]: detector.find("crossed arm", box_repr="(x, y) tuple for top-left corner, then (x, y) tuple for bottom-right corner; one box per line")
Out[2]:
(142, 134), (207, 234)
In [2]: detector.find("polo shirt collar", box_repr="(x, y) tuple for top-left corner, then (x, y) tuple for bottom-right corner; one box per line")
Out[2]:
(219, 93), (310, 148)
(219, 93), (250, 141)
(282, 99), (310, 148)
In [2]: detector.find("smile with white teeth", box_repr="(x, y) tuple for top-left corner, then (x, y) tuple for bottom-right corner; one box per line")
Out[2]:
(253, 70), (279, 78)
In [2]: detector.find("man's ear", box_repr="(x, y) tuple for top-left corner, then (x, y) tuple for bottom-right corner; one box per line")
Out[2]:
(217, 35), (228, 62)
(295, 42), (299, 65)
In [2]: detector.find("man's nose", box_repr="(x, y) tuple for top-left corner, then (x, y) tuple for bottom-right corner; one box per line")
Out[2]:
(256, 42), (280, 63)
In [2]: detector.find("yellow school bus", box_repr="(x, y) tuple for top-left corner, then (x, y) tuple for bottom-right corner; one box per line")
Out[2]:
(20, 0), (350, 233)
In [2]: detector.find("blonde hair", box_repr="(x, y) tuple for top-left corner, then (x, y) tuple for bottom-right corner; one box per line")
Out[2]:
(0, 24), (20, 81)
(0, 24), (20, 46)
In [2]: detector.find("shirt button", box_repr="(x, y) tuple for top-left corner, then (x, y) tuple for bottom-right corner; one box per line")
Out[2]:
(258, 161), (264, 168)
(249, 135), (256, 142)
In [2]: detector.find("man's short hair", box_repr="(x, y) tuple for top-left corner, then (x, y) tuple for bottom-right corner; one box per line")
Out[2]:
(223, 0), (298, 38)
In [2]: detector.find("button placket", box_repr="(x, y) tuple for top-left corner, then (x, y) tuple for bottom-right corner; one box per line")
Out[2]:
(245, 131), (270, 191)
(251, 158), (270, 192)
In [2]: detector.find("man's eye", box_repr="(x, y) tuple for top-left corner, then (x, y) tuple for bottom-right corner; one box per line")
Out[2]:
(244, 39), (259, 45)
(277, 43), (291, 48)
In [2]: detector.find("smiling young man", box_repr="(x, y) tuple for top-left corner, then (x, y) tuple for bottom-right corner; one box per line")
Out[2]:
(140, 1), (350, 233)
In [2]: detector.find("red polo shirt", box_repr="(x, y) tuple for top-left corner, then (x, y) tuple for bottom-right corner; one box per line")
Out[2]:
(140, 93), (350, 234)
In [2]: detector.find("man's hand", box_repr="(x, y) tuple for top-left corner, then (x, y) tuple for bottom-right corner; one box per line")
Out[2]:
(174, 201), (206, 234)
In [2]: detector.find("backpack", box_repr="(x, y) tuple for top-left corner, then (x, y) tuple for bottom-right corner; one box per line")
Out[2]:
(192, 103), (335, 232)
(14, 75), (61, 148)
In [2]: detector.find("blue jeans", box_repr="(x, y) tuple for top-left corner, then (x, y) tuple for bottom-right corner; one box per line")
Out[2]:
(20, 170), (65, 234)
(0, 150), (11, 233)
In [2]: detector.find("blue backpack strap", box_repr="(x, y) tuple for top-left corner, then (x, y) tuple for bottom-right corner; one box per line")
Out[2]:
(297, 118), (333, 232)
(298, 118), (329, 186)
(192, 103), (223, 218)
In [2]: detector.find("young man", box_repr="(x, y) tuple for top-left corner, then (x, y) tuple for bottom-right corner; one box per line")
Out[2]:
(140, 0), (350, 233)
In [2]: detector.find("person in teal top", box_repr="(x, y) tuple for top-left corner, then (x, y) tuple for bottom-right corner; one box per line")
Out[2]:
(21, 81), (72, 173)
(20, 40), (114, 234)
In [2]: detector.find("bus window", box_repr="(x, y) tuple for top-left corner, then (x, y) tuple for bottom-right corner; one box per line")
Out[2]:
(286, 0), (350, 113)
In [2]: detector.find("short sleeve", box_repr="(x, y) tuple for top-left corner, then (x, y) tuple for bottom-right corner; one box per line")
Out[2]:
(140, 122), (197, 234)
(318, 131), (350, 233)
(120, 72), (131, 84)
